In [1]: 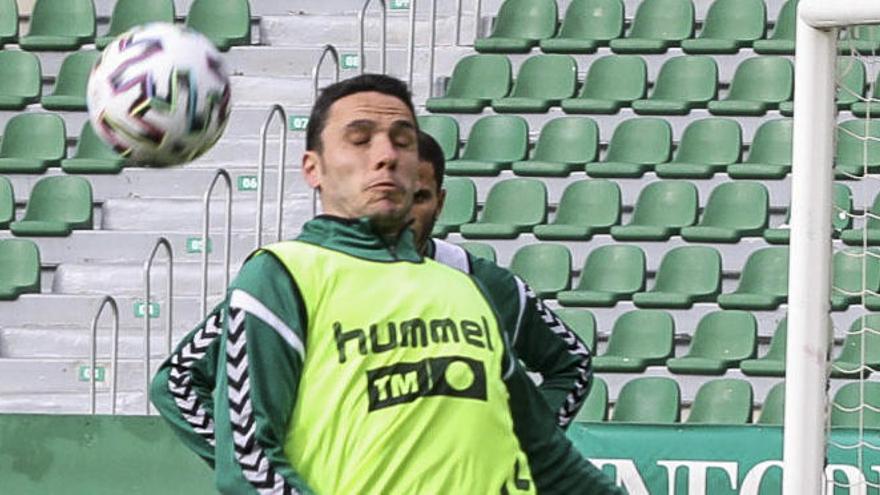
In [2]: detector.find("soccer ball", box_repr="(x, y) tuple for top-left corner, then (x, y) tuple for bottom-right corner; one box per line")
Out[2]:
(87, 23), (232, 166)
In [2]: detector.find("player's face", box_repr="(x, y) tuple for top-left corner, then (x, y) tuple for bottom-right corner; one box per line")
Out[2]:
(303, 91), (419, 231)
(408, 160), (446, 254)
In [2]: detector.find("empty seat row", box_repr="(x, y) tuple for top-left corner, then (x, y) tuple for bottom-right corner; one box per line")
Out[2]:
(0, 50), (97, 111)
(0, 0), (250, 51)
(0, 175), (93, 236)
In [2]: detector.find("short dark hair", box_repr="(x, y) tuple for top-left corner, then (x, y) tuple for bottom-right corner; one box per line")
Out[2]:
(306, 73), (417, 152)
(417, 130), (445, 192)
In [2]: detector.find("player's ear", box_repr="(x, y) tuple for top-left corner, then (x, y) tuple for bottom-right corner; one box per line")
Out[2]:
(434, 188), (447, 221)
(302, 151), (321, 190)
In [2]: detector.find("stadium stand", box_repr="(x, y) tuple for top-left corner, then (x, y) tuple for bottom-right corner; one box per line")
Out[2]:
(0, 0), (17, 46)
(654, 118), (742, 179)
(756, 381), (785, 424)
(539, 0), (624, 54)
(509, 242), (572, 297)
(685, 378), (754, 424)
(10, 175), (93, 236)
(474, 0), (558, 53)
(591, 309), (675, 372)
(41, 50), (100, 111)
(611, 376), (681, 423)
(446, 115), (528, 175)
(0, 113), (66, 173)
(717, 247), (789, 310)
(557, 244), (645, 306)
(431, 177), (475, 236)
(95, 0), (175, 49)
(680, 0), (766, 54)
(575, 376), (608, 421)
(831, 382), (880, 429)
(459, 177), (546, 238)
(512, 116), (599, 176)
(679, 181), (768, 241)
(752, 0), (796, 54)
(0, 50), (41, 110)
(630, 55), (718, 115)
(585, 117), (672, 177)
(19, 0), (96, 51)
(185, 0), (251, 51)
(0, 176), (12, 228)
(561, 54), (647, 114)
(666, 310), (757, 374)
(740, 317), (787, 376)
(491, 54), (577, 113)
(533, 179), (620, 239)
(610, 180), (698, 240)
(425, 54), (512, 113)
(0, 238), (41, 300)
(417, 115), (459, 160)
(609, 0), (694, 54)
(61, 122), (126, 174)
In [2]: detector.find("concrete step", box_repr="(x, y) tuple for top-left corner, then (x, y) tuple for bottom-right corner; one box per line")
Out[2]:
(52, 261), (235, 296)
(0, 357), (162, 394)
(0, 326), (204, 360)
(0, 390), (148, 415)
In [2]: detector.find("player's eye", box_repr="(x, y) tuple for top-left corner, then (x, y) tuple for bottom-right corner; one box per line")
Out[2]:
(413, 190), (431, 203)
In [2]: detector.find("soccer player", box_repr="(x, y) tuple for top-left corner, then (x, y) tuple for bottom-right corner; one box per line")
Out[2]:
(152, 74), (623, 494)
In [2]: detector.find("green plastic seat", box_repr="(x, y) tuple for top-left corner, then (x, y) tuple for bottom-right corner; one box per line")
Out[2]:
(554, 309), (597, 350)
(610, 0), (694, 54)
(19, 0), (96, 50)
(574, 376), (607, 422)
(492, 55), (577, 113)
(718, 247), (789, 310)
(509, 243), (572, 298)
(655, 118), (742, 179)
(459, 178), (546, 238)
(781, 58), (866, 115)
(756, 382), (785, 425)
(558, 245), (646, 307)
(426, 55), (512, 113)
(474, 0), (557, 53)
(611, 376), (680, 424)
(0, 176), (13, 228)
(513, 117), (598, 177)
(769, 183), (852, 244)
(185, 0), (251, 51)
(42, 50), (100, 111)
(0, 239), (41, 300)
(727, 119), (793, 180)
(831, 382), (880, 429)
(681, 182), (769, 242)
(0, 51), (42, 110)
(741, 318), (788, 377)
(753, 0), (796, 55)
(533, 179), (620, 240)
(417, 115), (459, 161)
(431, 178), (476, 236)
(831, 249), (880, 310)
(633, 245), (722, 309)
(680, 0), (766, 54)
(9, 175), (93, 237)
(539, 0), (624, 54)
(666, 310), (757, 374)
(834, 119), (880, 179)
(841, 190), (880, 246)
(446, 115), (528, 176)
(610, 180), (698, 241)
(95, 0), (175, 49)
(708, 57), (794, 116)
(831, 314), (880, 378)
(631, 56), (718, 115)
(457, 242), (496, 262)
(849, 69), (880, 117)
(585, 118), (672, 178)
(592, 310), (674, 372)
(0, 0), (18, 45)
(61, 122), (126, 174)
(561, 55), (647, 114)
(839, 25), (880, 55)
(0, 113), (67, 174)
(686, 379), (754, 424)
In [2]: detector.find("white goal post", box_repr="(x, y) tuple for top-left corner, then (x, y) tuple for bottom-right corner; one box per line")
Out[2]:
(788, 2), (880, 494)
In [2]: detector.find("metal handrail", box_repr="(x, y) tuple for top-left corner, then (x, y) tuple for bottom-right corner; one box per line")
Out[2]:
(255, 104), (288, 249)
(143, 237), (173, 415)
(455, 0), (462, 46)
(312, 44), (340, 103)
(407, 0), (417, 88)
(89, 295), (119, 415)
(474, 0), (482, 43)
(428, 0), (437, 97)
(201, 169), (232, 317)
(358, 0), (387, 74)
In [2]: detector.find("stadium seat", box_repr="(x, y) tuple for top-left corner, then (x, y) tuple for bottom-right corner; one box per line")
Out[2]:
(680, 0), (766, 54)
(95, 0), (175, 49)
(631, 56), (718, 115)
(513, 117), (598, 177)
(753, 0), (796, 55)
(61, 122), (126, 174)
(632, 245), (721, 309)
(557, 245), (646, 306)
(740, 318), (788, 377)
(458, 242), (496, 262)
(839, 25), (880, 55)
(575, 376), (607, 422)
(834, 119), (880, 178)
(185, 0), (251, 51)
(533, 179), (620, 240)
(727, 119), (793, 180)
(19, 0), (96, 50)
(717, 247), (789, 310)
(850, 69), (880, 117)
(0, 176), (13, 228)
(0, 0), (18, 46)
(42, 50), (100, 111)
(417, 115), (459, 161)
(769, 183), (852, 244)
(10, 176), (93, 236)
(459, 178), (546, 238)
(474, 0), (557, 53)
(446, 115), (528, 176)
(492, 55), (577, 113)
(610, 180), (697, 241)
(831, 382), (880, 429)
(591, 310), (674, 372)
(432, 177), (476, 236)
(756, 382), (785, 425)
(781, 58), (866, 115)
(0, 51), (42, 110)
(509, 243), (571, 298)
(609, 0), (694, 54)
(426, 55), (512, 113)
(0, 113), (67, 174)
(841, 190), (880, 246)
(831, 314), (880, 378)
(708, 57), (794, 116)
(666, 310), (757, 374)
(554, 309), (597, 350)
(611, 376), (680, 424)
(585, 118), (672, 178)
(0, 239), (41, 300)
(539, 0), (623, 54)
(831, 249), (880, 310)
(680, 182), (768, 242)
(655, 118), (742, 179)
(561, 55), (647, 114)
(686, 379), (753, 424)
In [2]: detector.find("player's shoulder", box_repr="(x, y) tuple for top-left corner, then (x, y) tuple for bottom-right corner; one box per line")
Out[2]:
(431, 239), (518, 290)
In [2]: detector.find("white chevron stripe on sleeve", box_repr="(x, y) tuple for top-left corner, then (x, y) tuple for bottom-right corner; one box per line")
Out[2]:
(229, 289), (305, 359)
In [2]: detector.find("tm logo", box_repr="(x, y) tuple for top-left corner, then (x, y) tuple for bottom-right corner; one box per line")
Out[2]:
(366, 356), (487, 412)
